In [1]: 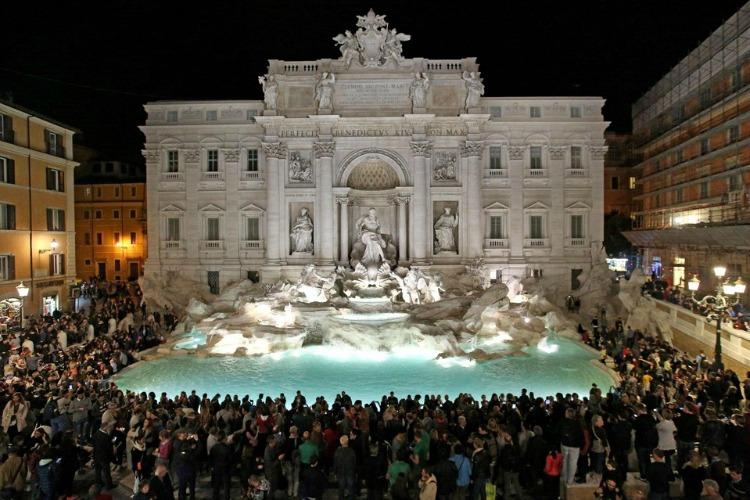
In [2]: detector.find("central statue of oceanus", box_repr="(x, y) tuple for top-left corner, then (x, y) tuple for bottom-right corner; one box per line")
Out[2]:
(348, 208), (397, 268)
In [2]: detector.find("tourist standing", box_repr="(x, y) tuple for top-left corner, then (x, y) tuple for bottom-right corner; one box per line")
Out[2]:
(559, 408), (583, 485)
(334, 435), (358, 500)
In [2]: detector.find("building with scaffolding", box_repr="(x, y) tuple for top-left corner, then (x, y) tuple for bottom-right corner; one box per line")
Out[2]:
(624, 2), (750, 299)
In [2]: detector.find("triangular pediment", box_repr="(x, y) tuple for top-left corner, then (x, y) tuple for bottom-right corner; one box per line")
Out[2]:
(524, 201), (549, 210)
(160, 204), (184, 213)
(198, 203), (225, 212)
(566, 201), (591, 210)
(239, 202), (266, 213)
(484, 201), (510, 211)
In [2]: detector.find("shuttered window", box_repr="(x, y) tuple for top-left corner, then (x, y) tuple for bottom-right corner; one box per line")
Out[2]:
(0, 157), (15, 184)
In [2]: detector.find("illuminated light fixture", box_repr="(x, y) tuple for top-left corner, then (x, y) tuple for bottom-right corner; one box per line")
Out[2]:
(523, 316), (530, 324)
(16, 281), (29, 298)
(713, 266), (727, 279)
(722, 280), (736, 296)
(687, 275), (700, 292)
(39, 238), (59, 254)
(734, 277), (746, 295)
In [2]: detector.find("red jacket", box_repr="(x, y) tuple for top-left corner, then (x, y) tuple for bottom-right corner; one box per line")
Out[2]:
(544, 452), (563, 477)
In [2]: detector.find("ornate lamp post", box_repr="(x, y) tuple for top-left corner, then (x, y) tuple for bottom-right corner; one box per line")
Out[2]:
(15, 281), (29, 329)
(690, 266), (744, 371)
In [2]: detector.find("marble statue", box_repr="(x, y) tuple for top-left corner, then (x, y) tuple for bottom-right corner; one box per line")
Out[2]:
(258, 74), (278, 111)
(409, 72), (430, 109)
(315, 72), (336, 110)
(434, 207), (459, 253)
(462, 71), (485, 109)
(333, 10), (410, 67)
(354, 208), (386, 266)
(290, 208), (314, 254)
(289, 152), (313, 183)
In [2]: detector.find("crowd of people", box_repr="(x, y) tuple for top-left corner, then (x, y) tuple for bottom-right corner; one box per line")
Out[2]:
(0, 279), (748, 500)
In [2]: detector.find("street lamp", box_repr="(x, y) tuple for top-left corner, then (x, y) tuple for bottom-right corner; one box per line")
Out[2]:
(39, 238), (58, 255)
(16, 281), (29, 329)
(690, 267), (744, 371)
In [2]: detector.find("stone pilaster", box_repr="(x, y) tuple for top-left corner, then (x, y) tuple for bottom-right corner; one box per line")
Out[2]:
(222, 149), (241, 268)
(183, 148), (201, 263)
(508, 145), (525, 260)
(548, 146), (566, 258)
(410, 141), (431, 263)
(461, 141), (483, 259)
(337, 197), (349, 264)
(143, 150), (161, 273)
(397, 195), (409, 263)
(314, 141), (336, 264)
(262, 142), (287, 265)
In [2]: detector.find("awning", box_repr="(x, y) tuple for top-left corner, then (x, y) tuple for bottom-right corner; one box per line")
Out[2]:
(623, 225), (750, 249)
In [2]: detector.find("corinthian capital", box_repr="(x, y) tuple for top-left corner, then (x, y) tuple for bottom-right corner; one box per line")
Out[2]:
(313, 141), (336, 159)
(410, 141), (432, 156)
(460, 141), (483, 158)
(261, 141), (288, 159)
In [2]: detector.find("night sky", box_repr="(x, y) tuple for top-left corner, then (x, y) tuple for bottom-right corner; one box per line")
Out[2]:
(1, 0), (744, 163)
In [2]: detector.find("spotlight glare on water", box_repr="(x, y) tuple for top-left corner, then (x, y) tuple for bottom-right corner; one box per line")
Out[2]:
(537, 337), (559, 354)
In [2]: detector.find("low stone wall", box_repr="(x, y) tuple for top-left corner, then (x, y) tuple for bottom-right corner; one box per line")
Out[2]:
(649, 297), (750, 369)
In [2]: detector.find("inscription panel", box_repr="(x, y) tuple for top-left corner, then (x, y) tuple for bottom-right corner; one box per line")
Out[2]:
(334, 79), (411, 107)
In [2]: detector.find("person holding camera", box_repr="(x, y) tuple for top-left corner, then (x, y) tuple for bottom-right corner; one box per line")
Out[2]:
(173, 428), (199, 500)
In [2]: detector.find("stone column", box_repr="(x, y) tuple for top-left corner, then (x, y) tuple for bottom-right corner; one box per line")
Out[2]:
(338, 197), (349, 264)
(314, 141), (336, 264)
(548, 146), (566, 257)
(508, 145), (525, 261)
(223, 149), (241, 267)
(462, 141), (483, 259)
(410, 141), (431, 264)
(143, 150), (161, 276)
(589, 146), (607, 256)
(397, 196), (409, 263)
(183, 149), (201, 265)
(262, 142), (286, 264)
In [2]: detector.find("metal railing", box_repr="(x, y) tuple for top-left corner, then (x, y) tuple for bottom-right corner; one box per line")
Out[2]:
(484, 238), (508, 248)
(524, 238), (549, 247)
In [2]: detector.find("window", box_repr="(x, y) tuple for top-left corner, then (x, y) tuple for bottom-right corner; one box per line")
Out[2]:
(700, 138), (710, 155)
(0, 114), (13, 143)
(571, 269), (582, 290)
(114, 186), (120, 197)
(105, 162), (114, 173)
(489, 147), (503, 169)
(247, 149), (259, 172)
(96, 233), (103, 245)
(130, 186), (136, 196)
(167, 111), (178, 122)
(114, 232), (120, 245)
(83, 233), (91, 245)
(532, 269), (543, 279)
(674, 189), (683, 203)
(672, 105), (684, 123)
(530, 215), (544, 238)
(0, 157), (15, 184)
(114, 259), (121, 271)
(246, 218), (260, 241)
(489, 216), (503, 239)
(167, 150), (179, 172)
(96, 187), (102, 197)
(700, 89), (712, 108)
(570, 215), (584, 239)
(208, 271), (220, 295)
(727, 125), (739, 144)
(113, 210), (120, 219)
(95, 210), (102, 219)
(675, 149), (683, 164)
(530, 146), (542, 169)
(83, 209), (90, 219)
(700, 181), (709, 199)
(207, 150), (219, 172)
(0, 255), (15, 280)
(206, 217), (220, 240)
(489, 106), (502, 118)
(570, 146), (582, 168)
(93, 164), (102, 174)
(84, 259), (91, 266)
(167, 218), (180, 241)
(206, 110), (217, 121)
(46, 168), (64, 192)
(129, 209), (137, 219)
(530, 106), (541, 118)
(45, 130), (63, 156)
(49, 253), (65, 276)
(46, 208), (65, 231)
(629, 176), (637, 189)
(730, 68), (741, 91)
(130, 232), (137, 245)
(728, 174), (740, 191)
(570, 106), (581, 118)
(610, 176), (620, 190)
(0, 204), (16, 230)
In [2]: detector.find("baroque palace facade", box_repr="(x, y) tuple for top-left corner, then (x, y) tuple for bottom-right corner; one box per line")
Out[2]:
(141, 11), (607, 291)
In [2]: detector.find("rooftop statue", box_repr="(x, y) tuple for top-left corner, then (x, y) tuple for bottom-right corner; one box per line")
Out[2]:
(333, 9), (411, 68)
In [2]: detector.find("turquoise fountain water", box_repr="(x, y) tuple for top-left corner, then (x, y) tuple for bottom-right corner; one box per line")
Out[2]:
(115, 336), (613, 402)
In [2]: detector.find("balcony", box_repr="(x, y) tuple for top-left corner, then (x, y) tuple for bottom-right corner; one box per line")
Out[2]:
(524, 168), (547, 178)
(241, 170), (263, 181)
(565, 168), (587, 177)
(241, 239), (264, 250)
(487, 169), (508, 178)
(524, 238), (549, 247)
(202, 171), (224, 181)
(484, 238), (508, 248)
(161, 171), (184, 181)
(161, 240), (182, 249)
(201, 240), (224, 250)
(565, 238), (588, 247)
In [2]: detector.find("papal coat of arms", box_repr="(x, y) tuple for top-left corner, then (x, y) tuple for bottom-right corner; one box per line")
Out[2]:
(333, 9), (411, 68)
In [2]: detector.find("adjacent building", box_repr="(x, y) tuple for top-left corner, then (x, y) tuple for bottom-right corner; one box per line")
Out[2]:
(74, 160), (147, 281)
(0, 99), (78, 317)
(625, 3), (750, 297)
(140, 11), (607, 292)
(603, 132), (639, 217)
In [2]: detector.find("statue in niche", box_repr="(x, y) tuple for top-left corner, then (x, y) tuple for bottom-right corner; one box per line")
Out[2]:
(315, 72), (336, 110)
(258, 74), (278, 111)
(289, 152), (313, 183)
(434, 207), (459, 253)
(355, 208), (386, 266)
(290, 207), (314, 254)
(462, 71), (485, 109)
(332, 30), (359, 68)
(409, 72), (430, 109)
